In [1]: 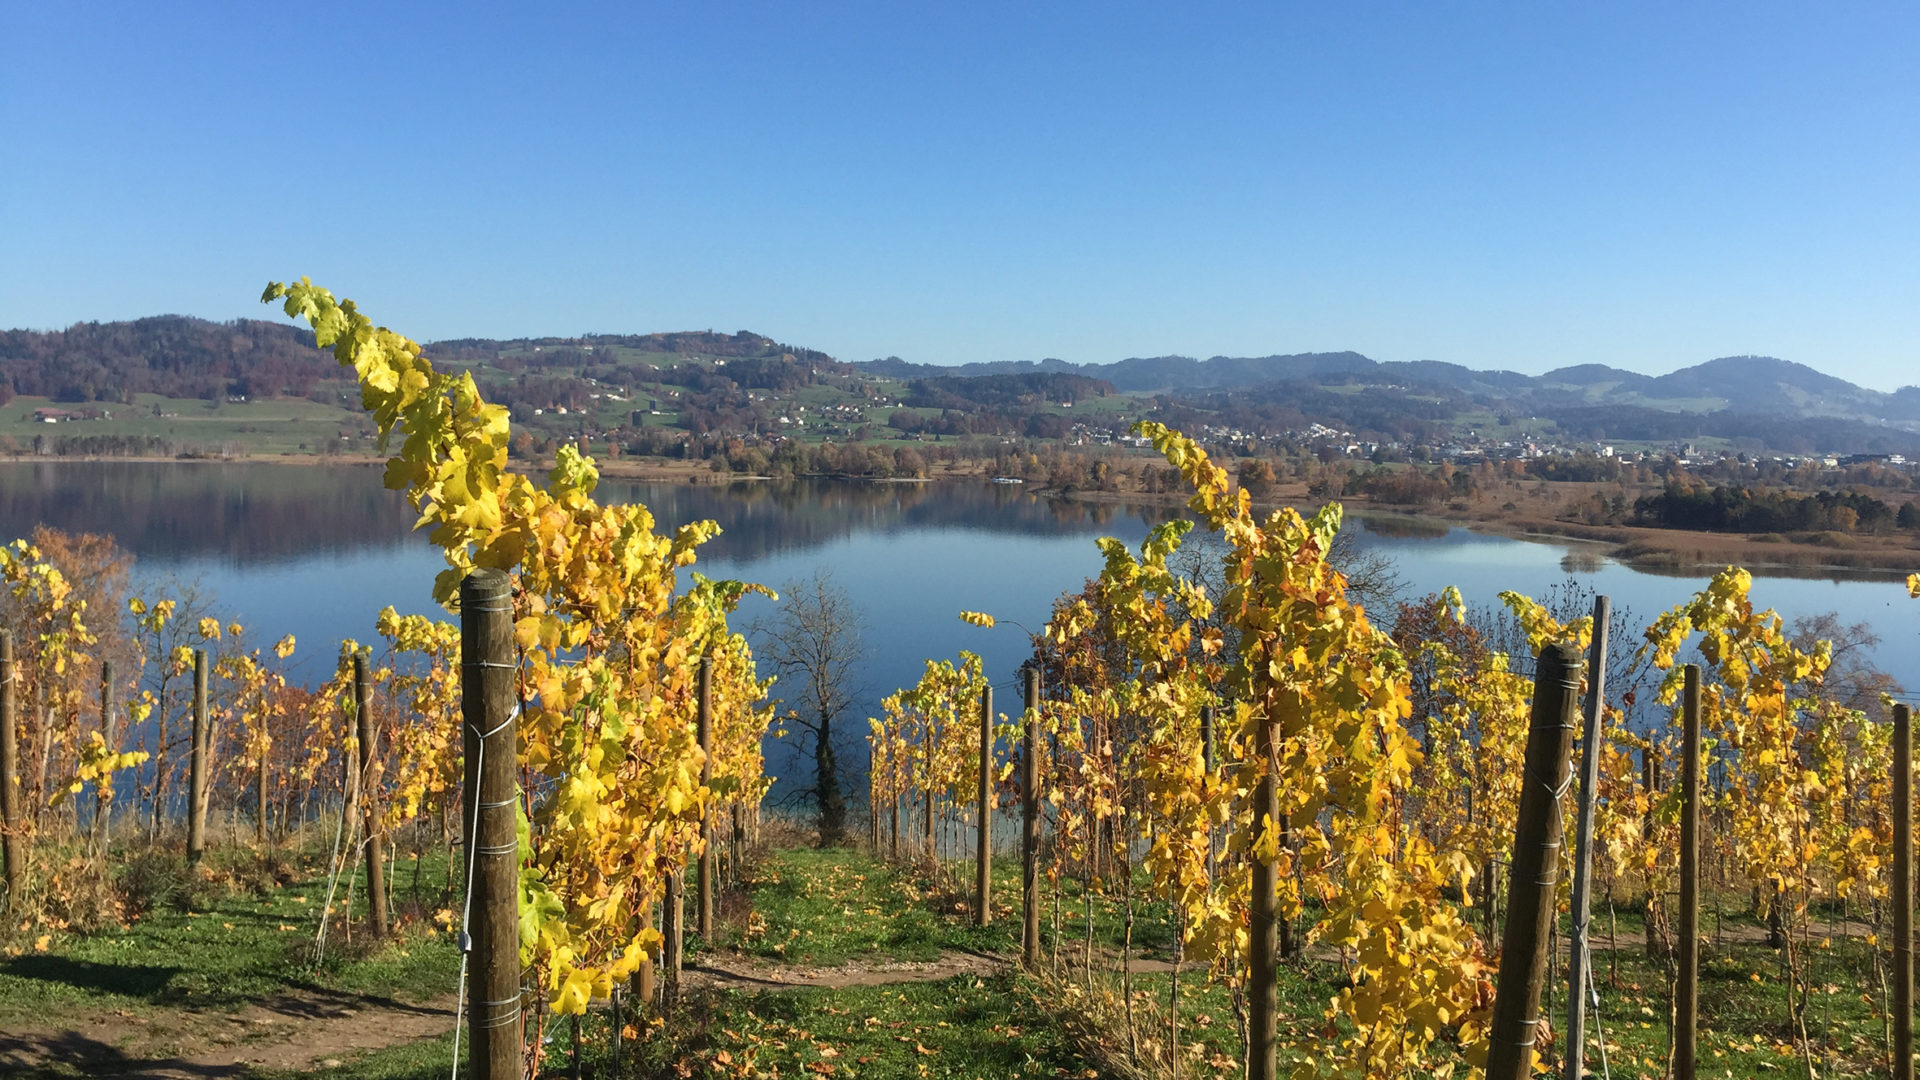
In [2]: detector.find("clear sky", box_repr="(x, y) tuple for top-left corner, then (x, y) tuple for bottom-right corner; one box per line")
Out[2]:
(3, 3), (1916, 387)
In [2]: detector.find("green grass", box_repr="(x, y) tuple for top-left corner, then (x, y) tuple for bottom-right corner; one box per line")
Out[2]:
(739, 845), (1184, 967)
(0, 393), (372, 456)
(0, 844), (459, 1023)
(3, 836), (1903, 1078)
(669, 975), (1096, 1080)
(604, 844), (1103, 1079)
(1020, 897), (1902, 1080)
(730, 847), (1015, 964)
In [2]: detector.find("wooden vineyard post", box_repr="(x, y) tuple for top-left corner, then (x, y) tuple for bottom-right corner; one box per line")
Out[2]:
(1485, 642), (1583, 1080)
(697, 655), (714, 942)
(98, 660), (117, 852)
(250, 655), (270, 847)
(187, 648), (209, 867)
(890, 746), (902, 861)
(1564, 595), (1610, 1080)
(354, 654), (389, 939)
(460, 569), (523, 1080)
(732, 803), (744, 886)
(1249, 706), (1282, 1080)
(976, 683), (992, 927)
(1277, 804), (1295, 958)
(1894, 701), (1912, 1080)
(1200, 704), (1216, 881)
(634, 903), (656, 1008)
(0, 632), (20, 910)
(1642, 745), (1663, 958)
(867, 739), (879, 853)
(1022, 666), (1042, 969)
(1676, 663), (1701, 1080)
(924, 719), (937, 868)
(663, 870), (683, 1005)
(32, 682), (46, 827)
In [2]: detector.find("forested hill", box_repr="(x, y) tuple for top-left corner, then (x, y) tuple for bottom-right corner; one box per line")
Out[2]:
(0, 316), (342, 403)
(429, 330), (841, 372)
(7, 314), (1920, 454)
(0, 319), (846, 406)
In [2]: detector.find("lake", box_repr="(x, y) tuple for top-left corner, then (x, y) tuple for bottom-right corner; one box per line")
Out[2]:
(4, 460), (1916, 802)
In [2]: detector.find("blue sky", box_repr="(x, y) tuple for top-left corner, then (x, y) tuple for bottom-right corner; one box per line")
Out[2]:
(4, 3), (1916, 387)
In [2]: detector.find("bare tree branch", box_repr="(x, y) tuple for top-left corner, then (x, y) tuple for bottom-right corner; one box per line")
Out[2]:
(751, 568), (866, 845)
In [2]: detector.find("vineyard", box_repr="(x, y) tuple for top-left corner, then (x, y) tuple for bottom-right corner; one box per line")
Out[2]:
(0, 280), (1918, 1080)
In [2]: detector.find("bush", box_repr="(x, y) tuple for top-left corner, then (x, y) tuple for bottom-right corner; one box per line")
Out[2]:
(114, 849), (194, 916)
(113, 846), (298, 919)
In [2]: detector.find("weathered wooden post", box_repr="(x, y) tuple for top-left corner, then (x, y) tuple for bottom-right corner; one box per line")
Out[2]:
(1022, 666), (1042, 968)
(252, 665), (270, 847)
(867, 739), (879, 852)
(1894, 702), (1912, 1080)
(187, 648), (209, 866)
(32, 681), (48, 822)
(461, 568), (523, 1080)
(924, 719), (938, 867)
(975, 684), (992, 927)
(731, 802), (744, 884)
(1277, 815), (1295, 959)
(890, 747), (902, 861)
(1485, 642), (1583, 1080)
(0, 632), (20, 908)
(344, 657), (361, 841)
(1676, 664), (1701, 1080)
(1564, 595), (1610, 1080)
(1200, 704), (1216, 882)
(354, 654), (389, 939)
(1642, 744), (1663, 958)
(97, 660), (117, 851)
(1248, 702), (1282, 1080)
(697, 655), (714, 942)
(663, 870), (683, 1004)
(634, 902), (656, 1008)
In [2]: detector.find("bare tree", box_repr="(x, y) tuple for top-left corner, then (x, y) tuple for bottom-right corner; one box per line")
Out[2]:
(752, 569), (864, 846)
(1168, 518), (1404, 651)
(1329, 526), (1404, 613)
(1791, 612), (1901, 720)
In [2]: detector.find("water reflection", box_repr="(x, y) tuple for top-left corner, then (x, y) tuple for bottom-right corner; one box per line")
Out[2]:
(0, 460), (416, 562)
(1355, 513), (1451, 540)
(1560, 551), (1607, 575)
(0, 464), (1199, 567)
(5, 461), (1918, 805)
(588, 478), (1186, 563)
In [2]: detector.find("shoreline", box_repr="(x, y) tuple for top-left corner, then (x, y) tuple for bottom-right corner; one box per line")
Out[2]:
(7, 452), (1914, 580)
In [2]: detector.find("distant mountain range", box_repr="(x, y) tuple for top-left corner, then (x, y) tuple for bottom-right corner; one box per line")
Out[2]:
(856, 352), (1920, 425)
(5, 315), (1920, 452)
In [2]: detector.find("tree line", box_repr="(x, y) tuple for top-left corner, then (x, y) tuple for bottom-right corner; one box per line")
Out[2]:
(0, 316), (345, 404)
(1633, 481), (1919, 534)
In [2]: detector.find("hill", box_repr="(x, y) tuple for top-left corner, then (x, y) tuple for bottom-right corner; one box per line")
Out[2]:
(7, 314), (1920, 457)
(856, 351), (1914, 418)
(0, 316), (342, 404)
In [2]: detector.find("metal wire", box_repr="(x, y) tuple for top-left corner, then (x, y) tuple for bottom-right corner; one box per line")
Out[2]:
(1585, 941), (1613, 1080)
(450, 697), (521, 1080)
(477, 1004), (524, 1029)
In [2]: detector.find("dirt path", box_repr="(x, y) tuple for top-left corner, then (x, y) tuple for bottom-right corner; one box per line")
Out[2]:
(683, 946), (1239, 990)
(685, 949), (1004, 991)
(0, 990), (457, 1078)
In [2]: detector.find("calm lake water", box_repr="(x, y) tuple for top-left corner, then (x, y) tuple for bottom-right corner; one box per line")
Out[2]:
(4, 461), (1917, 800)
